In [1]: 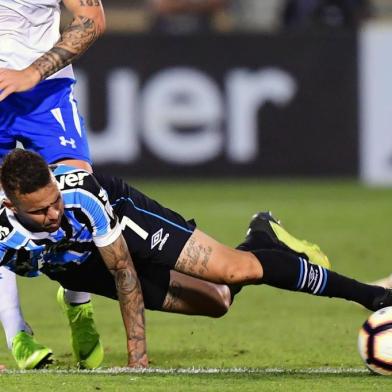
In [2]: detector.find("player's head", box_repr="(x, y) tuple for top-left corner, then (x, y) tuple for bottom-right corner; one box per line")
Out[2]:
(0, 149), (64, 232)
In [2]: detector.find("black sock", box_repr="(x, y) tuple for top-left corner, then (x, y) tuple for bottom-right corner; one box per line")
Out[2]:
(253, 249), (386, 310)
(237, 231), (276, 252)
(232, 232), (278, 301)
(232, 232), (276, 301)
(228, 284), (243, 303)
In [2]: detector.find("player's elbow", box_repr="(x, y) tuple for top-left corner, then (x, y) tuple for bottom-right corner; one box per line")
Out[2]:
(82, 9), (106, 37)
(95, 13), (106, 36)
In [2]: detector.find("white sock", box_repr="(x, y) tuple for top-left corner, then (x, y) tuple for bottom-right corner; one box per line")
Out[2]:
(0, 267), (29, 348)
(64, 289), (91, 305)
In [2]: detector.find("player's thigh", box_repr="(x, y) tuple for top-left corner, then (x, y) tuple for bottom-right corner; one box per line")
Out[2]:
(113, 188), (196, 270)
(175, 229), (262, 284)
(161, 270), (231, 317)
(13, 82), (91, 164)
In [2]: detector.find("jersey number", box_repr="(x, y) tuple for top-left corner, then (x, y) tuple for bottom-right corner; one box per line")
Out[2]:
(120, 216), (148, 240)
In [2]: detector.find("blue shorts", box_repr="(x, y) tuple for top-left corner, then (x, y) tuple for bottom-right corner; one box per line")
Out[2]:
(0, 78), (91, 164)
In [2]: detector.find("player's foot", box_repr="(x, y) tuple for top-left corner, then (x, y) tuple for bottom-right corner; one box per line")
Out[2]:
(246, 211), (331, 269)
(371, 289), (392, 311)
(369, 274), (392, 289)
(57, 287), (104, 369)
(12, 331), (53, 370)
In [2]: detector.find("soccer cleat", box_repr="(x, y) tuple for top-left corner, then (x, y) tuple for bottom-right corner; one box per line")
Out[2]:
(370, 288), (392, 311)
(246, 212), (331, 269)
(12, 331), (53, 370)
(369, 274), (392, 289)
(57, 287), (104, 369)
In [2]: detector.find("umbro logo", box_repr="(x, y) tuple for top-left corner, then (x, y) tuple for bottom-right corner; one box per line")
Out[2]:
(151, 228), (169, 251)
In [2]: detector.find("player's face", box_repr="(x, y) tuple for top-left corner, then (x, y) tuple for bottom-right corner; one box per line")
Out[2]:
(12, 177), (64, 232)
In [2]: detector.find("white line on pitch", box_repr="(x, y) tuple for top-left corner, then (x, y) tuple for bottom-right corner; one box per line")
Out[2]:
(1, 367), (370, 375)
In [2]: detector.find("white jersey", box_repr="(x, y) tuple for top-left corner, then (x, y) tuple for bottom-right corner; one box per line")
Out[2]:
(0, 0), (73, 79)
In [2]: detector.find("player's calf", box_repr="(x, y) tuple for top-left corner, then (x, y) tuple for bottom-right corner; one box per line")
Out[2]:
(163, 271), (231, 317)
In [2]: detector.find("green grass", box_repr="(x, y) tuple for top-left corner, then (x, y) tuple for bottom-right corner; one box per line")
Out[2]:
(2, 179), (392, 391)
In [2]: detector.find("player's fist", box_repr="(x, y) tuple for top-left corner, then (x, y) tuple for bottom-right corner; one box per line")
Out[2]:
(0, 66), (41, 101)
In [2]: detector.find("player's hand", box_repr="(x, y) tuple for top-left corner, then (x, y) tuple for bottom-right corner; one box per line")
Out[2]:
(127, 352), (148, 368)
(0, 67), (41, 102)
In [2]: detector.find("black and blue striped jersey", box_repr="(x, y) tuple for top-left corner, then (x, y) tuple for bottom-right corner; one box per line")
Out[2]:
(0, 165), (121, 277)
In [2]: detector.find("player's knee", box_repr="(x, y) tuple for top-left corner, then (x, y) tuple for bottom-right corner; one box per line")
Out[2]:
(210, 285), (231, 318)
(222, 258), (260, 284)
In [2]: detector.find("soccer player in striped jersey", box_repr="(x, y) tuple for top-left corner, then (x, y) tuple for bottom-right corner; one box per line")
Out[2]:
(0, 0), (106, 369)
(2, 149), (392, 367)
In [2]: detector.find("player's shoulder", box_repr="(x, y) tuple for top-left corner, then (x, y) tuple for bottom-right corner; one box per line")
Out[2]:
(51, 165), (99, 193)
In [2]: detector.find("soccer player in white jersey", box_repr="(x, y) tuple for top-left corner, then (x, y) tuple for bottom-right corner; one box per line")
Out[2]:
(0, 0), (105, 369)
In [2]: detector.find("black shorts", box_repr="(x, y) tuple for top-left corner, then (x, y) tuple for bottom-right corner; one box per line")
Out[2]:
(46, 173), (197, 310)
(97, 173), (196, 271)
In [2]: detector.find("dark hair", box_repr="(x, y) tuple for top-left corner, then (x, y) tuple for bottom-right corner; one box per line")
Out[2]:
(0, 149), (52, 201)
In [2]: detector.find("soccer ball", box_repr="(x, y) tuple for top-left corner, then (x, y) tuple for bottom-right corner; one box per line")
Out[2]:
(358, 306), (392, 375)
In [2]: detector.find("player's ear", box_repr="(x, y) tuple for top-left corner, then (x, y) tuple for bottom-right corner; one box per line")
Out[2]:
(3, 198), (17, 213)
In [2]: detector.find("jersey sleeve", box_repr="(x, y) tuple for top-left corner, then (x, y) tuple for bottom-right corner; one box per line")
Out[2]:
(58, 170), (122, 247)
(0, 212), (40, 277)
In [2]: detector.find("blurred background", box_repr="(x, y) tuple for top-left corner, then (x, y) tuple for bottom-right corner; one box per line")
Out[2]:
(4, 1), (392, 373)
(63, 0), (392, 185)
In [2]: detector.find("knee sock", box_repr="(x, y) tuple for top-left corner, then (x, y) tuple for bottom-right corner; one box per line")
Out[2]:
(64, 289), (91, 306)
(231, 231), (283, 301)
(0, 267), (29, 348)
(231, 231), (281, 301)
(254, 249), (386, 310)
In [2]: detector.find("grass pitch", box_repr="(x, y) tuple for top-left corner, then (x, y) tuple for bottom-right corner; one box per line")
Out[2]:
(1, 179), (392, 391)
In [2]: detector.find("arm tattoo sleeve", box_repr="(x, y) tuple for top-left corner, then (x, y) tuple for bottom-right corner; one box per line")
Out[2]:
(99, 235), (147, 365)
(32, 14), (102, 80)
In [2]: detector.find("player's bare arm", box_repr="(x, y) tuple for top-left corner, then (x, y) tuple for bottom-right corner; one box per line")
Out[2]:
(98, 234), (148, 368)
(0, 0), (105, 101)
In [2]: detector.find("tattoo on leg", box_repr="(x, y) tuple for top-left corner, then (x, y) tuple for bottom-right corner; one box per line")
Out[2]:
(176, 238), (212, 278)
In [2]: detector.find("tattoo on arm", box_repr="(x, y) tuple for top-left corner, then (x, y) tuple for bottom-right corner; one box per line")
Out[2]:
(175, 237), (212, 278)
(32, 14), (101, 80)
(100, 235), (147, 365)
(79, 0), (101, 5)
